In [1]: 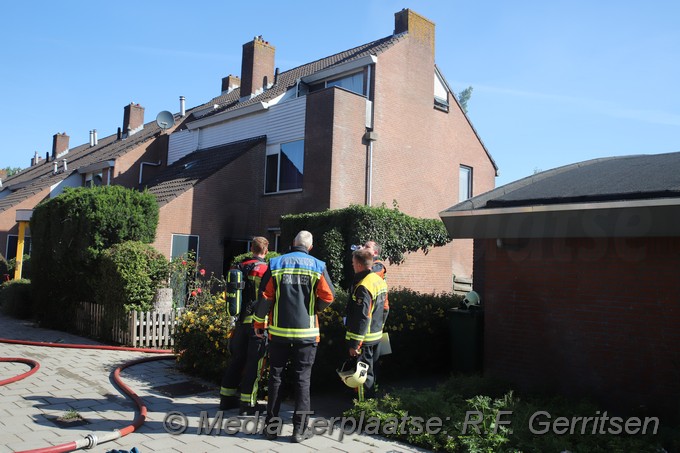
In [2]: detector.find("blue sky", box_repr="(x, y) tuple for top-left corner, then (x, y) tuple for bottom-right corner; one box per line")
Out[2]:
(1, 1), (678, 187)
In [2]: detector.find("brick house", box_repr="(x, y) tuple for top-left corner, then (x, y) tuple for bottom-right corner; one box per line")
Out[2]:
(439, 152), (680, 417)
(0, 102), (181, 263)
(2, 8), (496, 295)
(151, 8), (497, 290)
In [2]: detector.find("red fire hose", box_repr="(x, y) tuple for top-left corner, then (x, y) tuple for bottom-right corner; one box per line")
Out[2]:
(0, 338), (176, 453)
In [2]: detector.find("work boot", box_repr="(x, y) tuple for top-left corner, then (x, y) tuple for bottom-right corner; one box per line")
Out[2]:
(291, 427), (314, 443)
(239, 402), (266, 416)
(263, 420), (279, 440)
(219, 396), (239, 411)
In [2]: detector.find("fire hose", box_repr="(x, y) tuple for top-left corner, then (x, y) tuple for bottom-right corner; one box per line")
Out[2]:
(0, 338), (175, 453)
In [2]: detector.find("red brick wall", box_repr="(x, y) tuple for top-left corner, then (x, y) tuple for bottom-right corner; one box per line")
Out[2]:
(153, 142), (268, 274)
(327, 88), (370, 208)
(111, 134), (167, 189)
(0, 189), (50, 258)
(240, 38), (275, 96)
(365, 23), (496, 292)
(481, 236), (680, 417)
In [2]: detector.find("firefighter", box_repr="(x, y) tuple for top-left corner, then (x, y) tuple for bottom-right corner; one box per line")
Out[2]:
(253, 230), (335, 442)
(362, 240), (387, 279)
(345, 247), (389, 401)
(219, 236), (269, 415)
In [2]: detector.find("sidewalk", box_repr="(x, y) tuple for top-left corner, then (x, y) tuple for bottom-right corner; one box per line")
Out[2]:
(0, 314), (428, 453)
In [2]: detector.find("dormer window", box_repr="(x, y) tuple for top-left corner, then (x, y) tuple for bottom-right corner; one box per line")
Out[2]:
(85, 171), (103, 188)
(307, 71), (367, 97)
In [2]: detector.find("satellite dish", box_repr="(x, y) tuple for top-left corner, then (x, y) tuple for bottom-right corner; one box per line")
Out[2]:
(156, 110), (175, 130)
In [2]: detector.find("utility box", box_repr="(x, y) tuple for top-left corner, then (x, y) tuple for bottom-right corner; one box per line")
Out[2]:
(448, 308), (484, 373)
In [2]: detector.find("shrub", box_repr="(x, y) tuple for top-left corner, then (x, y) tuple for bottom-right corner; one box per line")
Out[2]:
(0, 279), (33, 319)
(174, 295), (230, 381)
(7, 255), (32, 281)
(281, 204), (451, 288)
(30, 186), (159, 329)
(345, 374), (676, 452)
(0, 254), (9, 277)
(97, 241), (169, 313)
(381, 289), (462, 376)
(313, 289), (462, 389)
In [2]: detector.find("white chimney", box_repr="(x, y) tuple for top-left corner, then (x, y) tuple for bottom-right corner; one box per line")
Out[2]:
(63, 158), (68, 172)
(89, 130), (94, 147)
(180, 96), (186, 117)
(53, 162), (58, 174)
(93, 129), (98, 145)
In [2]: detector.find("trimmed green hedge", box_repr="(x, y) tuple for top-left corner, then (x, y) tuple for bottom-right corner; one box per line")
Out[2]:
(280, 204), (451, 289)
(0, 279), (33, 319)
(313, 289), (462, 389)
(97, 241), (168, 313)
(30, 186), (159, 329)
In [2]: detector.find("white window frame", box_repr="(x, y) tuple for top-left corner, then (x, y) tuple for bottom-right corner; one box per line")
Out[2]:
(171, 234), (200, 260)
(459, 165), (473, 202)
(6, 234), (32, 260)
(265, 139), (305, 194)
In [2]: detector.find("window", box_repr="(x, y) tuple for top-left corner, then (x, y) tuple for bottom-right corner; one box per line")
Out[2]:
(171, 234), (199, 260)
(327, 72), (365, 96)
(306, 71), (366, 97)
(434, 72), (450, 112)
(459, 165), (473, 202)
(265, 140), (304, 193)
(6, 235), (32, 261)
(268, 229), (281, 253)
(85, 171), (103, 187)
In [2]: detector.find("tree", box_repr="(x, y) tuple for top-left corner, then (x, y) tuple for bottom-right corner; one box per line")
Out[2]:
(2, 167), (22, 177)
(457, 86), (474, 113)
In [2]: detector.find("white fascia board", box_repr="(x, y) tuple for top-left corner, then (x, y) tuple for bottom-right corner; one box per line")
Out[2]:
(301, 55), (377, 84)
(187, 102), (269, 130)
(77, 160), (115, 174)
(439, 197), (680, 219)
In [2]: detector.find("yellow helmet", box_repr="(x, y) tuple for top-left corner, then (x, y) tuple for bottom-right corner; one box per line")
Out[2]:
(337, 358), (370, 388)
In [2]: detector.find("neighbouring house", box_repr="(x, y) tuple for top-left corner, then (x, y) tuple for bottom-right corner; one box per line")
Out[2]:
(439, 152), (680, 418)
(0, 101), (184, 262)
(149, 8), (497, 290)
(3, 8), (497, 295)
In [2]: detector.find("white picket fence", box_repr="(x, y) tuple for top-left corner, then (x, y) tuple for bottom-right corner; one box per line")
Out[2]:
(75, 302), (184, 349)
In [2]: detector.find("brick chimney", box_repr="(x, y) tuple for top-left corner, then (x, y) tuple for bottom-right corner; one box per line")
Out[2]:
(240, 36), (275, 98)
(123, 102), (145, 137)
(221, 74), (241, 94)
(394, 9), (435, 54)
(52, 132), (69, 159)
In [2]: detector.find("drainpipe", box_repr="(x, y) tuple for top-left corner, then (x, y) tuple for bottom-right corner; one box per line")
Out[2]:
(363, 130), (378, 206)
(366, 142), (373, 206)
(139, 161), (162, 185)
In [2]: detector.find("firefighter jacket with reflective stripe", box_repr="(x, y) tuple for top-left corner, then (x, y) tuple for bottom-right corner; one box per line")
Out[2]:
(346, 270), (389, 349)
(231, 257), (267, 325)
(372, 259), (387, 280)
(253, 246), (335, 343)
